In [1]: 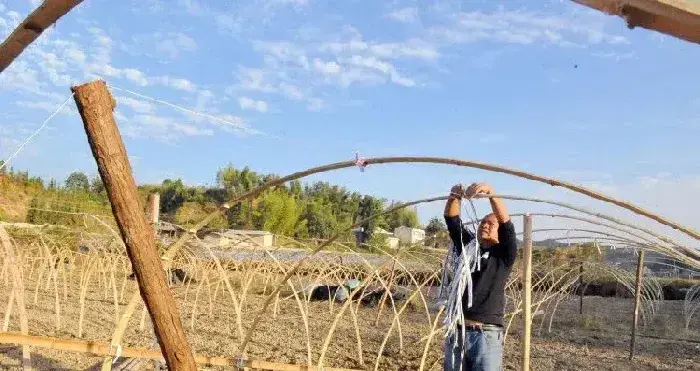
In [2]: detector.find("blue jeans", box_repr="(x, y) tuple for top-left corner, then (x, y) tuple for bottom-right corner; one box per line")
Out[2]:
(444, 326), (504, 371)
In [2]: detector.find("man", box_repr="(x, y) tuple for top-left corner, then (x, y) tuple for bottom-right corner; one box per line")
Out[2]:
(443, 182), (517, 371)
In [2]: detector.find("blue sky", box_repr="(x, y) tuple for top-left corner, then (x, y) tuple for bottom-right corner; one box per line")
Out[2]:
(1, 0), (699, 245)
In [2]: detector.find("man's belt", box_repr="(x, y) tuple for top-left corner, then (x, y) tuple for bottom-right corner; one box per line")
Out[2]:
(461, 323), (502, 332)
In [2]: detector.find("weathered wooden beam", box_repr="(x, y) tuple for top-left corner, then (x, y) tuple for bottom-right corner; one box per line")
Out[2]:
(0, 0), (84, 73)
(0, 332), (362, 371)
(573, 0), (700, 44)
(70, 80), (196, 371)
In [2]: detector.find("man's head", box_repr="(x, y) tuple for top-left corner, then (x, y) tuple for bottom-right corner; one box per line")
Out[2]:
(478, 213), (500, 247)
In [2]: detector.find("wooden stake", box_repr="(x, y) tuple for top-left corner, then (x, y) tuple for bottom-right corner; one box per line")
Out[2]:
(522, 214), (533, 371)
(147, 193), (160, 224)
(630, 250), (645, 360)
(71, 80), (196, 371)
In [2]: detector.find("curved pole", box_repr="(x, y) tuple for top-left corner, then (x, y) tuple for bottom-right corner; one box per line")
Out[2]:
(162, 156), (700, 265)
(236, 196), (446, 356)
(0, 0), (84, 73)
(521, 228), (650, 245)
(480, 194), (691, 254)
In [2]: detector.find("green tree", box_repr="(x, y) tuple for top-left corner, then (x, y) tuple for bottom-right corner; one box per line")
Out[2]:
(65, 172), (89, 192)
(90, 176), (105, 194)
(357, 195), (386, 241)
(217, 164), (263, 228)
(216, 164), (262, 193)
(304, 199), (338, 238)
(385, 202), (420, 231)
(160, 179), (186, 214)
(425, 216), (450, 248)
(254, 189), (303, 235)
(175, 201), (227, 229)
(425, 217), (446, 236)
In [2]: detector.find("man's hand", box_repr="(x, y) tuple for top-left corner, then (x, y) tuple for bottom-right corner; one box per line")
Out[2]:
(464, 182), (493, 199)
(449, 184), (465, 199)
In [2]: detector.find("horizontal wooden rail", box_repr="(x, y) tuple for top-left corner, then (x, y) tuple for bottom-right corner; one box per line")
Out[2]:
(0, 332), (360, 371)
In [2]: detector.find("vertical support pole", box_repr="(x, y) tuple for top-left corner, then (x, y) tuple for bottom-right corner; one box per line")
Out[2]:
(630, 250), (645, 360)
(148, 193), (160, 224)
(374, 257), (397, 326)
(579, 262), (584, 315)
(521, 214), (533, 371)
(71, 80), (196, 371)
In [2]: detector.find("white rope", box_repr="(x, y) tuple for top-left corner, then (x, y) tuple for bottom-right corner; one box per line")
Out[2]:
(0, 93), (74, 172)
(438, 194), (483, 370)
(108, 85), (260, 135)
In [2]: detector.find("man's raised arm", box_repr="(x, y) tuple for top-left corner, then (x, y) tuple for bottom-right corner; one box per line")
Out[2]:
(464, 183), (510, 224)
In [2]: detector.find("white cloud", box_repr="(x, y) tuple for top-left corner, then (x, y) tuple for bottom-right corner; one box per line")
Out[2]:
(123, 68), (148, 86)
(119, 113), (214, 141)
(237, 97), (268, 113)
(236, 67), (277, 93)
(156, 32), (198, 59)
(153, 76), (197, 92)
(0, 60), (44, 94)
(306, 98), (323, 111)
(345, 55), (415, 87)
(15, 100), (74, 115)
(429, 10), (629, 48)
(368, 40), (439, 61)
(387, 7), (418, 23)
(312, 58), (341, 76)
(279, 83), (304, 100)
(0, 5), (262, 145)
(66, 48), (87, 64)
(117, 96), (156, 114)
(592, 51), (635, 61)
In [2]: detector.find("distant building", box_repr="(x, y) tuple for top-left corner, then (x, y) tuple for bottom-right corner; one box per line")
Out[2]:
(352, 227), (400, 249)
(203, 229), (275, 249)
(394, 226), (426, 245)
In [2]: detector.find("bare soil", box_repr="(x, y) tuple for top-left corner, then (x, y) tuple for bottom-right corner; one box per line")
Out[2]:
(0, 271), (698, 371)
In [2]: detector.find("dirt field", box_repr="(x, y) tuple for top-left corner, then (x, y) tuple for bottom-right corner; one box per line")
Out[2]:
(0, 272), (698, 371)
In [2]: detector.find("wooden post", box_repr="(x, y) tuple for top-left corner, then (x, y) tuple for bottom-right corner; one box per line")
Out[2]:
(630, 250), (645, 360)
(148, 193), (160, 224)
(71, 80), (196, 371)
(579, 262), (584, 315)
(522, 214), (533, 371)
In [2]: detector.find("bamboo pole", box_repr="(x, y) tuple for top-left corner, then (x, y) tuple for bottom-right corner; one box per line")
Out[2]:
(0, 332), (360, 371)
(522, 214), (533, 371)
(0, 226), (31, 370)
(160, 157), (700, 273)
(71, 80), (196, 371)
(630, 250), (645, 360)
(579, 262), (584, 315)
(374, 257), (396, 325)
(0, 0), (84, 73)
